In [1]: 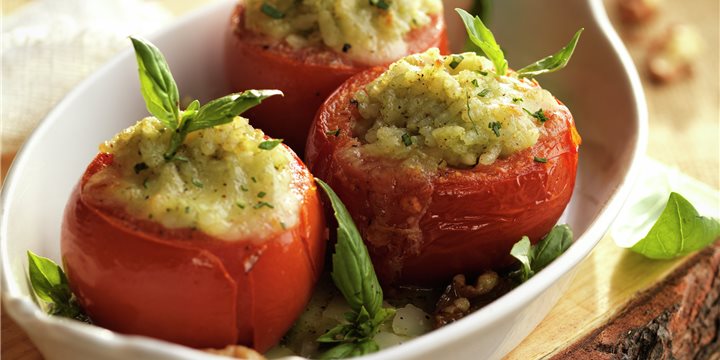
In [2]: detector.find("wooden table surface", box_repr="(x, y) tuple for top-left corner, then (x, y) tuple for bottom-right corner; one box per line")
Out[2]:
(1, 0), (718, 359)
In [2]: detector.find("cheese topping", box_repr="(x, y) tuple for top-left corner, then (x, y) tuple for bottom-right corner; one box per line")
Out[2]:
(354, 48), (561, 168)
(243, 0), (442, 65)
(85, 117), (302, 241)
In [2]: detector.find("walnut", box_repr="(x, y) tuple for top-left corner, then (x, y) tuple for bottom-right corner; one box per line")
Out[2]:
(617, 0), (661, 24)
(434, 272), (500, 327)
(647, 24), (704, 84)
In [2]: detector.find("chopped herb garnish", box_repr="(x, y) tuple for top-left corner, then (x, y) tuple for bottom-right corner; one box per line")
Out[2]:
(257, 191), (267, 198)
(478, 88), (490, 97)
(173, 155), (189, 162)
(133, 162), (149, 174)
(534, 156), (548, 163)
(524, 108), (548, 123)
(191, 178), (203, 188)
(258, 139), (283, 150)
(488, 121), (502, 137)
(240, 185), (249, 192)
(466, 95), (480, 134)
(261, 3), (285, 19)
(369, 0), (390, 10)
(477, 70), (489, 76)
(401, 133), (412, 146)
(512, 97), (523, 103)
(251, 177), (257, 183)
(254, 201), (274, 209)
(280, 222), (287, 229)
(342, 43), (352, 53)
(326, 129), (341, 137)
(449, 55), (464, 69)
(471, 79), (480, 87)
(237, 202), (245, 209)
(185, 206), (191, 213)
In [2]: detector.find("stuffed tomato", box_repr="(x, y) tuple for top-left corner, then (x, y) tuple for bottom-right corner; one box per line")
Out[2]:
(225, 0), (449, 152)
(306, 49), (581, 285)
(61, 115), (326, 351)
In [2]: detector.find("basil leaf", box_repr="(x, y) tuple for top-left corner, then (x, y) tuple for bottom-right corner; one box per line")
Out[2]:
(532, 224), (573, 271)
(517, 28), (584, 78)
(27, 251), (71, 304)
(510, 236), (533, 282)
(320, 342), (376, 360)
(631, 192), (720, 259)
(317, 323), (355, 343)
(163, 90), (282, 158)
(27, 251), (89, 322)
(315, 179), (383, 317)
(455, 8), (507, 75)
(510, 224), (573, 282)
(185, 90), (283, 133)
(130, 36), (180, 130)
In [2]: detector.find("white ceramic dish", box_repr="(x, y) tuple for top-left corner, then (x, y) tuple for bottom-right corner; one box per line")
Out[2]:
(1, 0), (647, 359)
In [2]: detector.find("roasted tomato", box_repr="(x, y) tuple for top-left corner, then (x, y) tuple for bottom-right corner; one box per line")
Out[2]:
(306, 67), (580, 286)
(61, 149), (326, 352)
(224, 4), (449, 153)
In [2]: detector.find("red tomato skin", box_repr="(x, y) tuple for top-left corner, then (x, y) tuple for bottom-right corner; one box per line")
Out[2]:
(61, 150), (326, 351)
(224, 4), (449, 153)
(306, 68), (580, 285)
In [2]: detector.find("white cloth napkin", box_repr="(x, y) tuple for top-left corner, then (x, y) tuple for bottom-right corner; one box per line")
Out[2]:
(1, 0), (172, 154)
(611, 157), (720, 248)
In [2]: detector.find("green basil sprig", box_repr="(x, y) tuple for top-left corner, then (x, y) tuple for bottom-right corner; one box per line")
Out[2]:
(455, 8), (582, 78)
(631, 192), (720, 259)
(456, 8), (507, 76)
(510, 224), (573, 282)
(27, 251), (91, 323)
(517, 29), (584, 78)
(315, 179), (395, 359)
(130, 37), (282, 159)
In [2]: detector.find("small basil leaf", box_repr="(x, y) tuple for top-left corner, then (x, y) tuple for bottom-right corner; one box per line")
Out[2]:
(27, 251), (90, 323)
(532, 224), (573, 271)
(517, 28), (584, 78)
(164, 115), (193, 159)
(317, 323), (355, 343)
(319, 343), (362, 360)
(184, 90), (283, 133)
(509, 236), (533, 282)
(631, 192), (720, 259)
(371, 307), (396, 328)
(130, 36), (180, 130)
(315, 179), (383, 318)
(352, 340), (380, 356)
(184, 99), (200, 112)
(27, 251), (71, 304)
(455, 8), (507, 75)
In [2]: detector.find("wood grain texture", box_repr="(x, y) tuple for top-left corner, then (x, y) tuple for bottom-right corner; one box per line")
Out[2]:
(550, 241), (720, 359)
